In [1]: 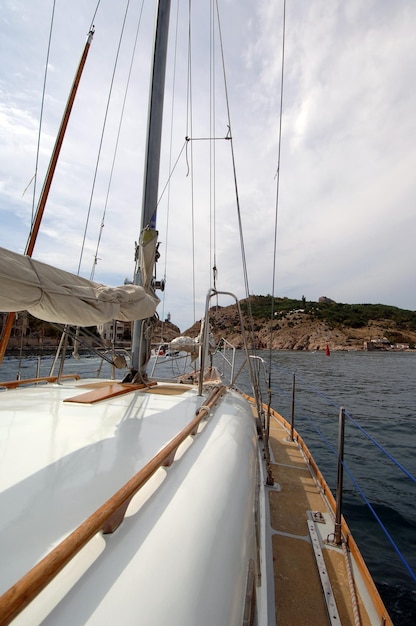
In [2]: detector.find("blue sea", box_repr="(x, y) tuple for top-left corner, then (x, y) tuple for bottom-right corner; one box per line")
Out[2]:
(261, 350), (416, 625)
(1, 350), (415, 624)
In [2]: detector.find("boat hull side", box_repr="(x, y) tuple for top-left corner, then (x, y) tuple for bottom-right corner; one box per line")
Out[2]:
(29, 388), (260, 625)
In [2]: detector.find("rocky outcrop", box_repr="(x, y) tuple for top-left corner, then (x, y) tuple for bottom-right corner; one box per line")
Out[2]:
(152, 319), (181, 343)
(183, 306), (416, 351)
(4, 304), (414, 354)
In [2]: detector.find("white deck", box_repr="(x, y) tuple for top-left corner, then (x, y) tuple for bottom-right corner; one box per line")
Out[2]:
(0, 379), (259, 625)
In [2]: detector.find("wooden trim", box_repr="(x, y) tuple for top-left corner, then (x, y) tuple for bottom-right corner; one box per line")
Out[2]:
(64, 381), (156, 404)
(0, 374), (80, 390)
(0, 313), (16, 365)
(0, 384), (226, 624)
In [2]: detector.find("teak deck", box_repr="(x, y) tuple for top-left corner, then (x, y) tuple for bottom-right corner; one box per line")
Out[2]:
(63, 382), (156, 404)
(268, 415), (372, 626)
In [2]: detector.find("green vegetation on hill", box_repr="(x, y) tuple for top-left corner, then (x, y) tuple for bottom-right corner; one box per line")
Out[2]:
(240, 296), (416, 331)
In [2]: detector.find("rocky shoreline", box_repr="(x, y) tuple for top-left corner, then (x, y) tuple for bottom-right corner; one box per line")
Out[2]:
(4, 307), (416, 356)
(184, 306), (416, 351)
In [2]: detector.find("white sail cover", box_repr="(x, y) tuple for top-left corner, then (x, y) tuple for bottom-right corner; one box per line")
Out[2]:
(0, 247), (159, 326)
(169, 336), (200, 354)
(169, 329), (216, 359)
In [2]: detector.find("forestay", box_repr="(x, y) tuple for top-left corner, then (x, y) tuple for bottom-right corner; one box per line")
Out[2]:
(0, 247), (159, 326)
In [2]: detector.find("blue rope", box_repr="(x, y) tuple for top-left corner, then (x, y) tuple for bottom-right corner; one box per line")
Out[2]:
(269, 364), (416, 584)
(343, 409), (416, 483)
(298, 399), (416, 583)
(341, 458), (416, 584)
(271, 365), (416, 483)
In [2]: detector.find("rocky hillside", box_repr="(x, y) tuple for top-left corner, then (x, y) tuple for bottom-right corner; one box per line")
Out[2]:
(3, 297), (415, 353)
(183, 298), (416, 351)
(152, 319), (181, 343)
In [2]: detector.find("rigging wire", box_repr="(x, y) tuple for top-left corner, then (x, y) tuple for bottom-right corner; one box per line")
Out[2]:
(89, 0), (146, 281)
(267, 0), (287, 390)
(77, 0), (132, 276)
(28, 0), (101, 220)
(28, 0), (101, 213)
(214, 1), (254, 327)
(186, 0), (197, 325)
(156, 142), (188, 206)
(21, 1), (101, 374)
(158, 0), (182, 329)
(182, 1), (246, 329)
(210, 0), (218, 296)
(29, 0), (56, 224)
(89, 0), (102, 32)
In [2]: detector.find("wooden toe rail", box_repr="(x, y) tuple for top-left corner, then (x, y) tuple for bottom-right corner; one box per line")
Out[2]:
(0, 375), (80, 389)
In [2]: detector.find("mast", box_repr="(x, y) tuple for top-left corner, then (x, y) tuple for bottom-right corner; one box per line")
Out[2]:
(131, 0), (171, 376)
(0, 29), (94, 366)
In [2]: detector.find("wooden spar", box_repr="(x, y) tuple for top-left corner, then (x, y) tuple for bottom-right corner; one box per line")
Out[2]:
(0, 29), (94, 366)
(0, 315), (15, 365)
(25, 27), (94, 258)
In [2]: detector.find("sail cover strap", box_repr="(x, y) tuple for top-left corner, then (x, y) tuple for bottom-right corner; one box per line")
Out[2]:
(0, 247), (159, 326)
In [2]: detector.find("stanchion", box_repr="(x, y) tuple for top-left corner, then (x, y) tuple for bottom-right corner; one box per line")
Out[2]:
(334, 406), (345, 544)
(290, 372), (295, 441)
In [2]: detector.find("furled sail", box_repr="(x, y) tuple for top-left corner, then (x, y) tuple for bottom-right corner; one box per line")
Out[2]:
(169, 336), (200, 354)
(169, 325), (217, 361)
(0, 247), (159, 326)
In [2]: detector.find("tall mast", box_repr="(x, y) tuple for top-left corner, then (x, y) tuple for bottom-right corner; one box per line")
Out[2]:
(131, 0), (171, 376)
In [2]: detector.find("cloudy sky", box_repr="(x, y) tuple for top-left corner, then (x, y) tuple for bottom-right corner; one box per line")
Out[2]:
(1, 0), (415, 331)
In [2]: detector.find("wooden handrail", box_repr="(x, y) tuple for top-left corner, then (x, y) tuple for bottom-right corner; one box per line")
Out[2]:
(0, 374), (80, 390)
(0, 384), (226, 624)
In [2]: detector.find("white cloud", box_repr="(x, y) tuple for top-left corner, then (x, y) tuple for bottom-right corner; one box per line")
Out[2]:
(1, 0), (415, 332)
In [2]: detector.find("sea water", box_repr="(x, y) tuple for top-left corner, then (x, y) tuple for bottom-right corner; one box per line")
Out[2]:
(261, 350), (416, 625)
(1, 350), (415, 623)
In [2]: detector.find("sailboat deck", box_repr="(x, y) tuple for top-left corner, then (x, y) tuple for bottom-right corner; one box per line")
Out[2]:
(0, 374), (390, 624)
(0, 377), (260, 625)
(0, 378), (202, 599)
(268, 415), (374, 626)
